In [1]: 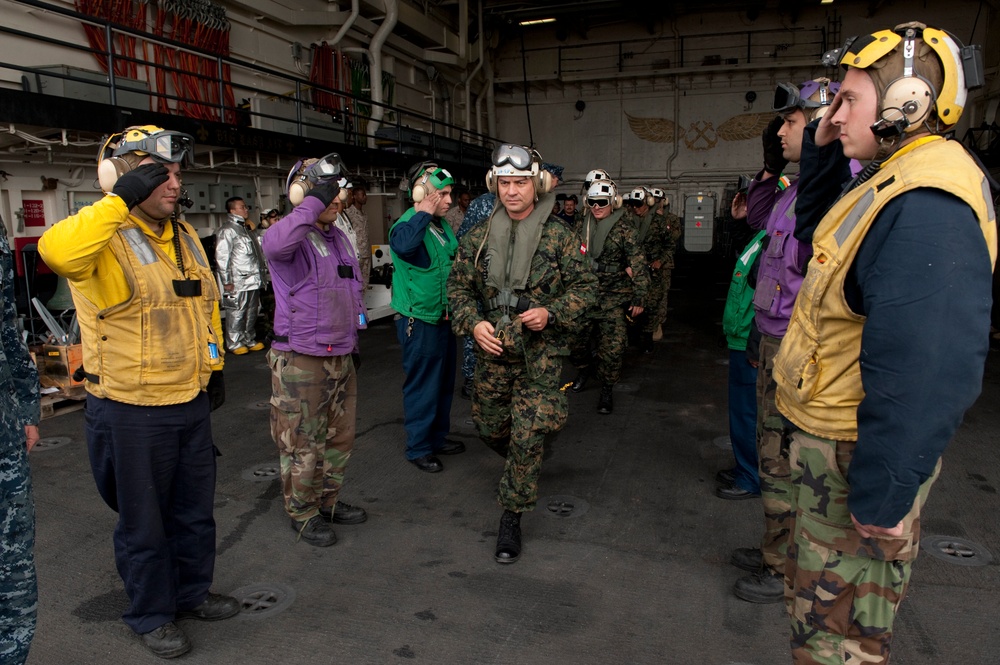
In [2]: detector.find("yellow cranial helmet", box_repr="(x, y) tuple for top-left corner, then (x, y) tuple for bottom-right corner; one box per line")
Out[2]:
(97, 125), (193, 192)
(837, 22), (979, 136)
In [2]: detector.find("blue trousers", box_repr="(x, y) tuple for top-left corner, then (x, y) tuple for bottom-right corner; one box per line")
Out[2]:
(0, 424), (36, 665)
(396, 317), (456, 459)
(85, 393), (217, 635)
(728, 349), (760, 493)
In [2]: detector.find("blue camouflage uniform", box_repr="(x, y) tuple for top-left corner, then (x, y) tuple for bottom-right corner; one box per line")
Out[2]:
(0, 222), (40, 665)
(456, 193), (497, 381)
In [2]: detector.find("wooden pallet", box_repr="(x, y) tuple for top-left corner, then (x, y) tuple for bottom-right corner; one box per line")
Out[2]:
(40, 390), (86, 420)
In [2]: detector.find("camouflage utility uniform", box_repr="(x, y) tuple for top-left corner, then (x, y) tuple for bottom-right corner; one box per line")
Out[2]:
(456, 193), (497, 385)
(572, 210), (649, 385)
(656, 212), (682, 328)
(0, 222), (39, 664)
(448, 209), (597, 512)
(625, 207), (670, 337)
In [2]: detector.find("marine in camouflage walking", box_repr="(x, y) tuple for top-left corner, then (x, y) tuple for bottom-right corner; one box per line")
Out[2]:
(622, 186), (670, 354)
(448, 144), (596, 564)
(0, 220), (40, 665)
(569, 178), (648, 414)
(650, 188), (681, 340)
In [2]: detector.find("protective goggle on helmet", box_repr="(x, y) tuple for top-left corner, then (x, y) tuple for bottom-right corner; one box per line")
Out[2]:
(491, 144), (537, 176)
(97, 125), (193, 193)
(772, 79), (840, 117)
(286, 153), (350, 206)
(103, 125), (194, 164)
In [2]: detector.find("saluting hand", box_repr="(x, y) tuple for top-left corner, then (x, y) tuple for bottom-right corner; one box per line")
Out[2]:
(414, 189), (441, 216)
(814, 92), (844, 147)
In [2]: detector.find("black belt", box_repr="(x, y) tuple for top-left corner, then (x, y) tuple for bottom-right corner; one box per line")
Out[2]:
(484, 293), (535, 314)
(273, 335), (288, 343)
(592, 260), (625, 273)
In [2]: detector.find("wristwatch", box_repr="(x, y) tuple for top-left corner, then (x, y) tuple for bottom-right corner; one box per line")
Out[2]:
(547, 311), (556, 327)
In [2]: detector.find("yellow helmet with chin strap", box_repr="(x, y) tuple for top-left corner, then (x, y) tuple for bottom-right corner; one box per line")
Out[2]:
(836, 22), (982, 138)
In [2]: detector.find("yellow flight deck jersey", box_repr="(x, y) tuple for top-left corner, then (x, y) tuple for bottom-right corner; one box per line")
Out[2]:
(39, 195), (224, 406)
(774, 137), (997, 440)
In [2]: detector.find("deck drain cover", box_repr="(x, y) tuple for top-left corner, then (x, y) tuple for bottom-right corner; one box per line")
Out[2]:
(231, 583), (295, 619)
(33, 436), (74, 451)
(713, 435), (732, 450)
(542, 495), (588, 519)
(241, 462), (280, 483)
(921, 535), (993, 567)
(245, 400), (271, 411)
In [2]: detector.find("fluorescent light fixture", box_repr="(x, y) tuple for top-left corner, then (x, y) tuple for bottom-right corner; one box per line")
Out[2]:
(820, 0), (833, 3)
(519, 17), (556, 26)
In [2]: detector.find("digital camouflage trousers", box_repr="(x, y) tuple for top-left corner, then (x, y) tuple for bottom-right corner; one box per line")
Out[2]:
(472, 352), (567, 513)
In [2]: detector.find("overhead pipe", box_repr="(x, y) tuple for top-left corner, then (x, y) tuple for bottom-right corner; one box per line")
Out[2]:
(484, 54), (497, 141)
(366, 0), (399, 149)
(458, 0), (468, 61)
(474, 75), (490, 141)
(664, 19), (682, 185)
(463, 0), (484, 134)
(328, 0), (359, 48)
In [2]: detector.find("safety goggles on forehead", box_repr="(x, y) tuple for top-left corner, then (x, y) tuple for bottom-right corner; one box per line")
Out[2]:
(113, 130), (194, 164)
(491, 144), (534, 170)
(301, 153), (346, 182)
(773, 81), (838, 114)
(587, 199), (610, 209)
(286, 153), (348, 195)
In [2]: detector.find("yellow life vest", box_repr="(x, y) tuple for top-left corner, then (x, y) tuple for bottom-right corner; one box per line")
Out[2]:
(73, 220), (222, 405)
(774, 137), (997, 440)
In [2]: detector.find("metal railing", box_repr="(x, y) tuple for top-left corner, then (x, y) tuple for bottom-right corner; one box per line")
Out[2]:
(500, 26), (828, 83)
(1, 0), (499, 167)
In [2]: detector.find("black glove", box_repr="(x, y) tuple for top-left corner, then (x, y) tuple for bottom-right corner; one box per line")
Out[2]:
(112, 163), (169, 210)
(351, 352), (361, 372)
(762, 115), (788, 176)
(207, 370), (226, 411)
(304, 180), (341, 207)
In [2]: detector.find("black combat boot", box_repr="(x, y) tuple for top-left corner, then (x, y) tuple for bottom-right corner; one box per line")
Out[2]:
(641, 332), (655, 354)
(494, 510), (522, 564)
(598, 385), (613, 414)
(570, 369), (589, 393)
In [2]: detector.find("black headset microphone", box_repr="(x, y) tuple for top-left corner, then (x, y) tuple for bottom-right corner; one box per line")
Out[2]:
(870, 99), (922, 139)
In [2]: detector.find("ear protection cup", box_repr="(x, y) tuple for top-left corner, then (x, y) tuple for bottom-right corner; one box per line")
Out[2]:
(613, 195), (623, 210)
(412, 171), (432, 202)
(645, 194), (656, 207)
(485, 170), (497, 194)
(877, 75), (934, 134)
(288, 178), (349, 206)
(98, 156), (131, 193)
(536, 170), (554, 195)
(288, 178), (310, 206)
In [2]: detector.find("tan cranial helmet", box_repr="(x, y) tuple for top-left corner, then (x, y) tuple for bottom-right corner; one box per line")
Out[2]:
(838, 21), (974, 137)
